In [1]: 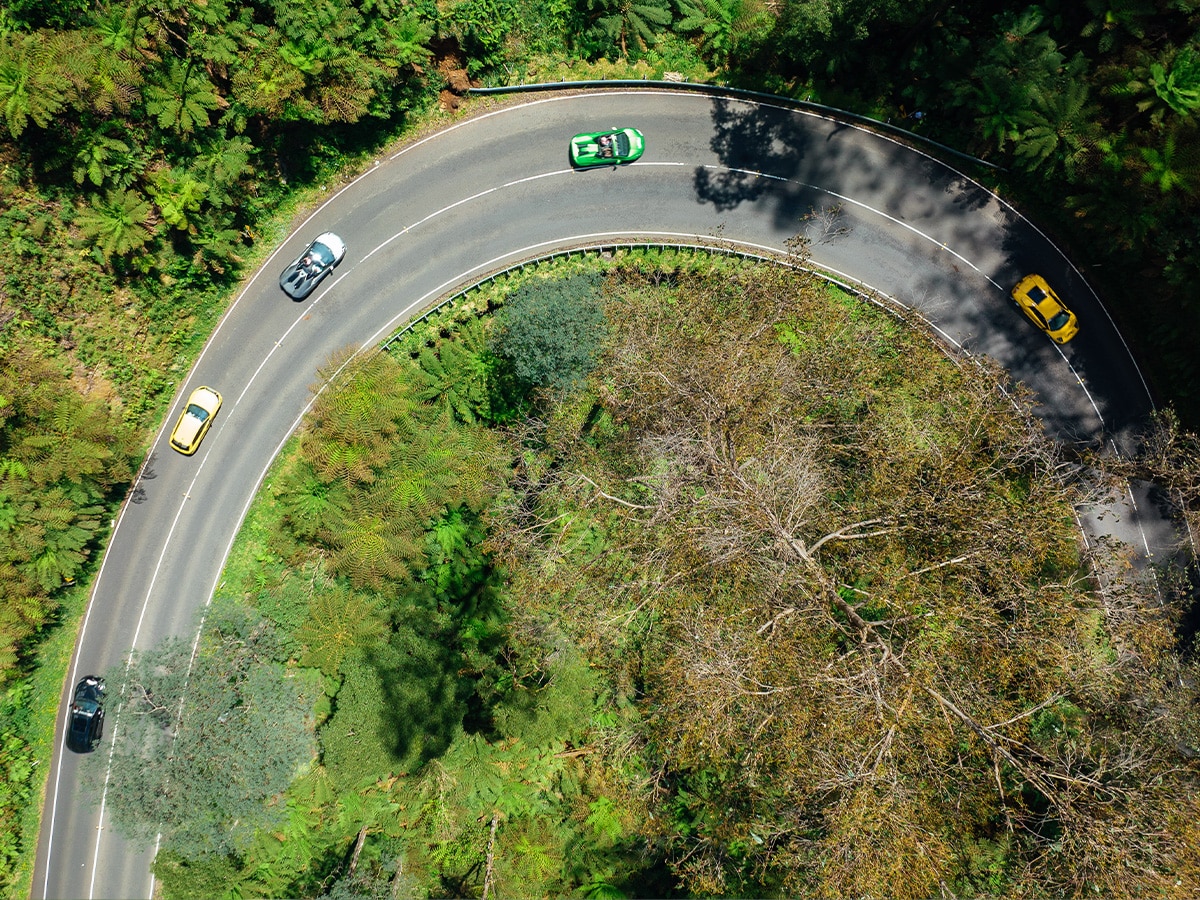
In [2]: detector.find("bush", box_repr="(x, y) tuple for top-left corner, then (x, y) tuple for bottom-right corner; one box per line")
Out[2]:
(491, 271), (607, 394)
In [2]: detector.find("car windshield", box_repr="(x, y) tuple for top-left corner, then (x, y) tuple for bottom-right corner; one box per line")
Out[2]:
(187, 403), (210, 422)
(74, 699), (99, 715)
(614, 132), (631, 156)
(1047, 311), (1072, 331)
(310, 243), (336, 267)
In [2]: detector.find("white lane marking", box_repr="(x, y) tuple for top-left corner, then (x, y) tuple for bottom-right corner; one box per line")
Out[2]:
(42, 412), (222, 896)
(1061, 348), (1105, 427)
(1128, 482), (1153, 557)
(341, 158), (1108, 433)
(695, 162), (1006, 289)
(168, 87), (1152, 444)
(41, 442), (164, 897)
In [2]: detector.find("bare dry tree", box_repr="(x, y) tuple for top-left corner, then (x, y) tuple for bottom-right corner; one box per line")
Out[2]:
(490, 259), (1200, 896)
(802, 202), (852, 245)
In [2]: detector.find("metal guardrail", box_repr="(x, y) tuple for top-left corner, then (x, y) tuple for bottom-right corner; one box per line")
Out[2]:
(380, 241), (783, 351)
(380, 241), (1010, 411)
(381, 239), (1057, 460)
(467, 79), (1002, 172)
(380, 239), (1108, 574)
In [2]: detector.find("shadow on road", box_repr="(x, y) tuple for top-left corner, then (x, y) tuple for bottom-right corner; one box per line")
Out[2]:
(694, 97), (999, 227)
(694, 96), (812, 212)
(694, 95), (1156, 451)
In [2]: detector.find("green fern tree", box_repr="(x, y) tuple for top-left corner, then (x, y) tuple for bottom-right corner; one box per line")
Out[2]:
(585, 0), (673, 57)
(75, 189), (156, 258)
(1016, 76), (1105, 181)
(1140, 127), (1200, 194)
(0, 31), (70, 139)
(959, 8), (1066, 152)
(143, 57), (223, 134)
(413, 318), (493, 424)
(676, 0), (740, 64)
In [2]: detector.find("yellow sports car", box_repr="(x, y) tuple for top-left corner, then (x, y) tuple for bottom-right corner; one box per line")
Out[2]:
(1010, 274), (1079, 344)
(169, 386), (223, 455)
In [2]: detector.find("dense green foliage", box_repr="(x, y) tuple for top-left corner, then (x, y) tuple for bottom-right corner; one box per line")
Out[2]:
(0, 345), (137, 671)
(491, 271), (608, 394)
(0, 0), (440, 413)
(0, 679), (35, 878)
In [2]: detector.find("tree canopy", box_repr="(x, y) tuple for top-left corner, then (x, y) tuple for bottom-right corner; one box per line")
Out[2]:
(491, 271), (609, 395)
(102, 604), (319, 857)
(0, 345), (136, 674)
(482, 260), (1200, 897)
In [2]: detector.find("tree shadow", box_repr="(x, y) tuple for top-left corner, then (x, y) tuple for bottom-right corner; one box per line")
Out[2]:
(367, 541), (508, 768)
(694, 96), (1002, 230)
(693, 96), (812, 213)
(366, 627), (468, 769)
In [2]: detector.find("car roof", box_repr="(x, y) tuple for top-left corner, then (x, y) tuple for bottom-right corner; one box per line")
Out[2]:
(174, 413), (204, 445)
(174, 391), (218, 445)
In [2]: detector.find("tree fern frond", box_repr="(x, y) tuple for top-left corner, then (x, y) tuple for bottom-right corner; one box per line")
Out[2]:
(298, 583), (387, 675)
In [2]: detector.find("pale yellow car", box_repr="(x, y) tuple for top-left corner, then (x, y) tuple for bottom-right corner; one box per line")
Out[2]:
(1010, 274), (1079, 344)
(169, 386), (223, 455)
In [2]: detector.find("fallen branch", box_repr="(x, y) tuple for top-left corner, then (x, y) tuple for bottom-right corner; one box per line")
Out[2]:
(575, 472), (656, 510)
(481, 809), (500, 900)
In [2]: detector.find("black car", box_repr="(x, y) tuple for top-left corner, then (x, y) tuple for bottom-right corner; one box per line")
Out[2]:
(278, 232), (347, 300)
(66, 675), (105, 753)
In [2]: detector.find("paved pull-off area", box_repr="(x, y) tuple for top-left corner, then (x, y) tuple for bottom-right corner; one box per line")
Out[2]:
(34, 89), (1161, 900)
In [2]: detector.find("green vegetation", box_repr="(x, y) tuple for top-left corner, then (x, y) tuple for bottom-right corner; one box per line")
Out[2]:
(0, 345), (138, 669)
(81, 254), (1198, 897)
(5, 0), (1200, 895)
(492, 271), (608, 393)
(105, 604), (320, 857)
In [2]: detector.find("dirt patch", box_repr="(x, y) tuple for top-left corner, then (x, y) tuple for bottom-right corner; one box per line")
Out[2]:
(70, 361), (123, 410)
(431, 38), (475, 111)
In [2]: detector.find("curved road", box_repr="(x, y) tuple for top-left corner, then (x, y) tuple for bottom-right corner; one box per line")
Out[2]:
(35, 89), (1160, 900)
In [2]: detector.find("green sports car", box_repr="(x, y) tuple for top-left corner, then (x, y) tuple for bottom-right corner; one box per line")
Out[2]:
(570, 128), (645, 167)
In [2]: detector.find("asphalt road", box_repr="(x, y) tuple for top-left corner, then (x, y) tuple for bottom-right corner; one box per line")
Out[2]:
(33, 89), (1161, 900)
